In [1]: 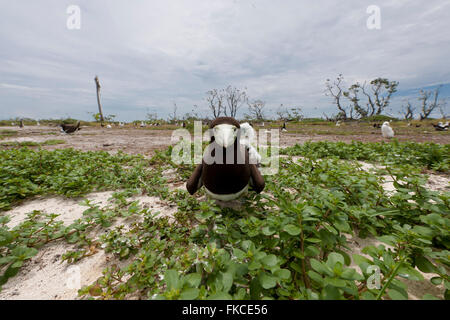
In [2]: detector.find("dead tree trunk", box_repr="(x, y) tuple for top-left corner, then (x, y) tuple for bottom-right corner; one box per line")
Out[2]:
(94, 76), (105, 125)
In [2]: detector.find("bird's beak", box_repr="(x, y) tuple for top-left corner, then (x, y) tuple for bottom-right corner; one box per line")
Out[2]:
(214, 125), (237, 148)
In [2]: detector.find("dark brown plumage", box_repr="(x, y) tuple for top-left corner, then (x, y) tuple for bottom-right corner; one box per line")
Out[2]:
(60, 121), (81, 134)
(186, 117), (265, 199)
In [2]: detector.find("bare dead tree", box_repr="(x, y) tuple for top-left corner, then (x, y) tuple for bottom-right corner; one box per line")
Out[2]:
(246, 99), (266, 120)
(438, 99), (448, 119)
(419, 86), (444, 120)
(224, 85), (248, 118)
(169, 102), (178, 123)
(205, 89), (223, 119)
(276, 104), (288, 121)
(400, 100), (415, 120)
(94, 75), (105, 125)
(325, 74), (351, 120)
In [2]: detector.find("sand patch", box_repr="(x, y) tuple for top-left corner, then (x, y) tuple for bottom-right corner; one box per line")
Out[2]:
(4, 191), (116, 229)
(0, 241), (130, 300)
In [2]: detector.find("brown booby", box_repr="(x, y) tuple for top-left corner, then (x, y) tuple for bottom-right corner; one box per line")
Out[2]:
(186, 117), (265, 201)
(60, 121), (81, 134)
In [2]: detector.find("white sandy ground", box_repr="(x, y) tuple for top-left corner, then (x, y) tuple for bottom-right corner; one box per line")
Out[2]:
(0, 190), (177, 300)
(0, 159), (448, 300)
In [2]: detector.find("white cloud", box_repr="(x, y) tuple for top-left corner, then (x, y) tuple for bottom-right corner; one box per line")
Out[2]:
(0, 0), (449, 120)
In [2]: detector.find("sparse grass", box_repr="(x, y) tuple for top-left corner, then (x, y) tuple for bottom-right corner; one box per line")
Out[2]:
(0, 139), (66, 147)
(0, 130), (18, 140)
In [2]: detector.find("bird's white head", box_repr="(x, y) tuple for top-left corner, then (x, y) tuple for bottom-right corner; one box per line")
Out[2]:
(382, 121), (390, 127)
(213, 124), (238, 148)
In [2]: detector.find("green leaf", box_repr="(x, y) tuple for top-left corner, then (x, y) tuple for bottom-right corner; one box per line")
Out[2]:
(326, 253), (345, 268)
(260, 254), (277, 268)
(305, 245), (320, 257)
(323, 285), (341, 300)
(283, 224), (301, 236)
(341, 268), (364, 281)
(307, 270), (323, 285)
(207, 292), (232, 300)
(259, 273), (277, 289)
(164, 269), (180, 290)
(305, 238), (322, 243)
(184, 273), (202, 288)
(179, 288), (199, 300)
(0, 256), (16, 265)
(398, 266), (424, 281)
(274, 269), (291, 280)
(361, 291), (376, 300)
(422, 293), (439, 300)
(388, 289), (407, 300)
(376, 235), (397, 246)
(415, 256), (437, 273)
(232, 248), (246, 260)
(221, 272), (233, 293)
(325, 277), (347, 287)
(352, 254), (371, 266)
(310, 259), (334, 277)
(261, 226), (275, 236)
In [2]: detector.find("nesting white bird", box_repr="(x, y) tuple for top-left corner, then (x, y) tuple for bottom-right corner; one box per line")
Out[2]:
(106, 124), (112, 129)
(433, 122), (449, 131)
(381, 121), (395, 138)
(239, 122), (262, 165)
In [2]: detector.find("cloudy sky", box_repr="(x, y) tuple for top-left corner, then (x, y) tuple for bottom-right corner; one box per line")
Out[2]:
(0, 0), (449, 121)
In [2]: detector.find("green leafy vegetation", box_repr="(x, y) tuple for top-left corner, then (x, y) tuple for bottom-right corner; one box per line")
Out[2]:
(282, 140), (449, 172)
(0, 142), (448, 300)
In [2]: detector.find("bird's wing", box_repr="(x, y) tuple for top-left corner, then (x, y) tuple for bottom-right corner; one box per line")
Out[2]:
(249, 164), (265, 193)
(186, 164), (203, 195)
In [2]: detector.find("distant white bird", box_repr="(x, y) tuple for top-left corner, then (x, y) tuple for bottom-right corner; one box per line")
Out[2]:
(106, 124), (112, 129)
(335, 120), (341, 127)
(119, 122), (124, 127)
(381, 121), (395, 138)
(140, 121), (146, 127)
(36, 121), (40, 126)
(239, 122), (262, 165)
